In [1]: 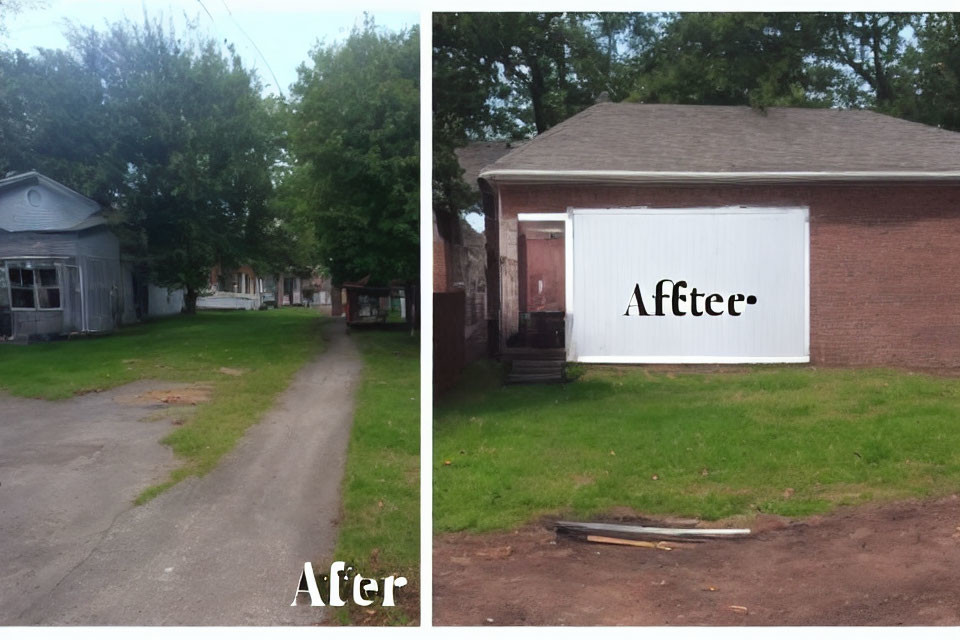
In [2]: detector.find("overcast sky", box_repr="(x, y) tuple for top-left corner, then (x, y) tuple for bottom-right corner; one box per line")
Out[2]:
(3, 0), (418, 97)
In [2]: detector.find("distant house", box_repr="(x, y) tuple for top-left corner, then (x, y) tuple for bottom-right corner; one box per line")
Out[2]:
(433, 141), (522, 390)
(0, 171), (182, 341)
(198, 265), (338, 313)
(198, 264), (265, 310)
(300, 272), (335, 313)
(342, 279), (409, 326)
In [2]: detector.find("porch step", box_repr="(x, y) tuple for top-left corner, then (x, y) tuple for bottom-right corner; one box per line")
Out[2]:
(506, 358), (566, 384)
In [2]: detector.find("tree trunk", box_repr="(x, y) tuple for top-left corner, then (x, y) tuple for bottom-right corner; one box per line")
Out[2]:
(184, 287), (198, 315)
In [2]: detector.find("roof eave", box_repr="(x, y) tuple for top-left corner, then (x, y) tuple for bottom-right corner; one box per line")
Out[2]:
(478, 169), (960, 186)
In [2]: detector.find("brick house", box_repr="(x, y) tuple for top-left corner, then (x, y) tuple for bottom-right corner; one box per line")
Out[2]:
(478, 103), (960, 368)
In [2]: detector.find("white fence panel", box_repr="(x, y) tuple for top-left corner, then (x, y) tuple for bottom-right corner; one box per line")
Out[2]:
(569, 207), (809, 363)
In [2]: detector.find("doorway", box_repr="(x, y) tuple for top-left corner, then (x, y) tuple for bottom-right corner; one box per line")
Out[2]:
(516, 216), (566, 349)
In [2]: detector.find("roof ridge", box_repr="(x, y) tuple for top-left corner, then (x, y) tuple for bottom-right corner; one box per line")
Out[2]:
(478, 103), (960, 177)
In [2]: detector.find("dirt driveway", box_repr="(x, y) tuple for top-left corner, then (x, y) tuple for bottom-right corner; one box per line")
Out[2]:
(2, 319), (362, 625)
(435, 496), (960, 626)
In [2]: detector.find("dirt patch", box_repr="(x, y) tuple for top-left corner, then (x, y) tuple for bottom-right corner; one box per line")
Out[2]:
(218, 367), (247, 376)
(114, 384), (213, 406)
(434, 496), (960, 626)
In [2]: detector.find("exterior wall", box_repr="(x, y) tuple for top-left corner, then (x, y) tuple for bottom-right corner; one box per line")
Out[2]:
(433, 214), (456, 292)
(0, 227), (124, 338)
(147, 284), (183, 316)
(0, 230), (80, 257)
(493, 182), (960, 367)
(0, 177), (99, 232)
(78, 228), (123, 333)
(460, 221), (488, 362)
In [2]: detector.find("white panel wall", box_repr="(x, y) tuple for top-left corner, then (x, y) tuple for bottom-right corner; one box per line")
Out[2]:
(568, 207), (809, 363)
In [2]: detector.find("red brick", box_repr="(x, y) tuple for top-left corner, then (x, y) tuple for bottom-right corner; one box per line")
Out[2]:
(489, 182), (960, 367)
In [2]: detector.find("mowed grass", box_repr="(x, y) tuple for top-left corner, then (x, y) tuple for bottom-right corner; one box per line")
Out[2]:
(0, 308), (325, 501)
(332, 329), (419, 625)
(434, 361), (960, 532)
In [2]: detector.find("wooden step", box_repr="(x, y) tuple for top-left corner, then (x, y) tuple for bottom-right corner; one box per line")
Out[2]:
(505, 359), (566, 384)
(511, 360), (563, 372)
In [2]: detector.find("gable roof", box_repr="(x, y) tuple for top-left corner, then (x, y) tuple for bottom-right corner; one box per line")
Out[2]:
(479, 103), (960, 184)
(455, 140), (526, 191)
(0, 171), (104, 233)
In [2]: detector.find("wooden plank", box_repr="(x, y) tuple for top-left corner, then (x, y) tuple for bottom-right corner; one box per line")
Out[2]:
(586, 535), (673, 550)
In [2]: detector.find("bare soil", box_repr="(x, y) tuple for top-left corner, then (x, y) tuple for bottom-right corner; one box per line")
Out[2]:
(113, 384), (214, 406)
(434, 496), (960, 626)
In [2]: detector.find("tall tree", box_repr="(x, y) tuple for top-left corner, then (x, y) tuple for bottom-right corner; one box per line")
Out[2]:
(885, 13), (960, 130)
(815, 12), (915, 110)
(432, 12), (649, 226)
(288, 19), (419, 288)
(0, 47), (122, 203)
(0, 0), (47, 38)
(66, 18), (280, 312)
(434, 12), (646, 139)
(629, 13), (838, 108)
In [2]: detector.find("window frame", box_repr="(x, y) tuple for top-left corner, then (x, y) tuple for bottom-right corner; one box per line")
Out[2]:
(7, 264), (62, 312)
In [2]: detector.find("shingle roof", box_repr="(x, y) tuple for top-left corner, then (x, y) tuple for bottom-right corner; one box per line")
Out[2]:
(455, 140), (526, 189)
(480, 103), (960, 182)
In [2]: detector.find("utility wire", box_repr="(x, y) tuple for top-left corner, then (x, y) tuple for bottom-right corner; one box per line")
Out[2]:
(218, 0), (285, 99)
(193, 0), (284, 99)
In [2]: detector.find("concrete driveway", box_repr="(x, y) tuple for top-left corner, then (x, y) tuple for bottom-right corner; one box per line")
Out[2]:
(0, 319), (362, 625)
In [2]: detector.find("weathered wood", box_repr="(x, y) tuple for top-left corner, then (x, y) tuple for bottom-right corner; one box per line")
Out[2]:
(586, 535), (672, 550)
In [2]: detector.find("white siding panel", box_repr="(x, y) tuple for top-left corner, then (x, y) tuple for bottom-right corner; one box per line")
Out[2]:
(569, 207), (808, 362)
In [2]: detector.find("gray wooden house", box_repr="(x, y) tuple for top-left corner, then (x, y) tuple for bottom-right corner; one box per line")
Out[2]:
(0, 171), (181, 341)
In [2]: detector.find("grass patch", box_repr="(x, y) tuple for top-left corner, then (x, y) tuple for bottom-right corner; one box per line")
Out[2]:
(0, 309), (326, 500)
(435, 361), (960, 532)
(331, 329), (419, 625)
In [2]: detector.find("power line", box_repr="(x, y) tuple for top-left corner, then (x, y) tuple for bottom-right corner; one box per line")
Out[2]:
(218, 0), (285, 99)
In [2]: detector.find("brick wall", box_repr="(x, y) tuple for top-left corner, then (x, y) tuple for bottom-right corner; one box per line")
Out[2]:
(492, 182), (960, 367)
(434, 237), (451, 292)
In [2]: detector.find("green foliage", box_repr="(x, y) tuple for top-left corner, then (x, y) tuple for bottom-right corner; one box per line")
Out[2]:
(433, 12), (652, 138)
(0, 47), (123, 202)
(432, 12), (653, 222)
(332, 330), (420, 625)
(434, 11), (960, 146)
(72, 19), (281, 307)
(630, 13), (839, 108)
(288, 20), (419, 287)
(1, 17), (288, 310)
(435, 364), (960, 532)
(896, 14), (960, 130)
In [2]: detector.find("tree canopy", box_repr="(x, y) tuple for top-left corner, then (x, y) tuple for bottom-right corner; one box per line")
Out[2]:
(433, 12), (960, 217)
(1, 17), (283, 311)
(288, 19), (419, 287)
(1, 13), (421, 312)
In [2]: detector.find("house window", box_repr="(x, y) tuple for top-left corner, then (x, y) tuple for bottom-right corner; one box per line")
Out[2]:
(9, 266), (60, 310)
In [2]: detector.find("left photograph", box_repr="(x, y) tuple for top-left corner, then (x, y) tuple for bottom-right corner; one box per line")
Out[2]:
(0, 1), (419, 626)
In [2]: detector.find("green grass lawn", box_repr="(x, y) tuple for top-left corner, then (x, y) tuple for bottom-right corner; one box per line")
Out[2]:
(435, 361), (960, 532)
(332, 329), (419, 625)
(0, 308), (325, 501)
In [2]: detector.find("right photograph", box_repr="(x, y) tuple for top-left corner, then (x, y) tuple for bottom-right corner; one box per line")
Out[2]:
(432, 12), (960, 626)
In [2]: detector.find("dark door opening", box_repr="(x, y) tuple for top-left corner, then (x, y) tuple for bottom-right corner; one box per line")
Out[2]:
(513, 220), (565, 349)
